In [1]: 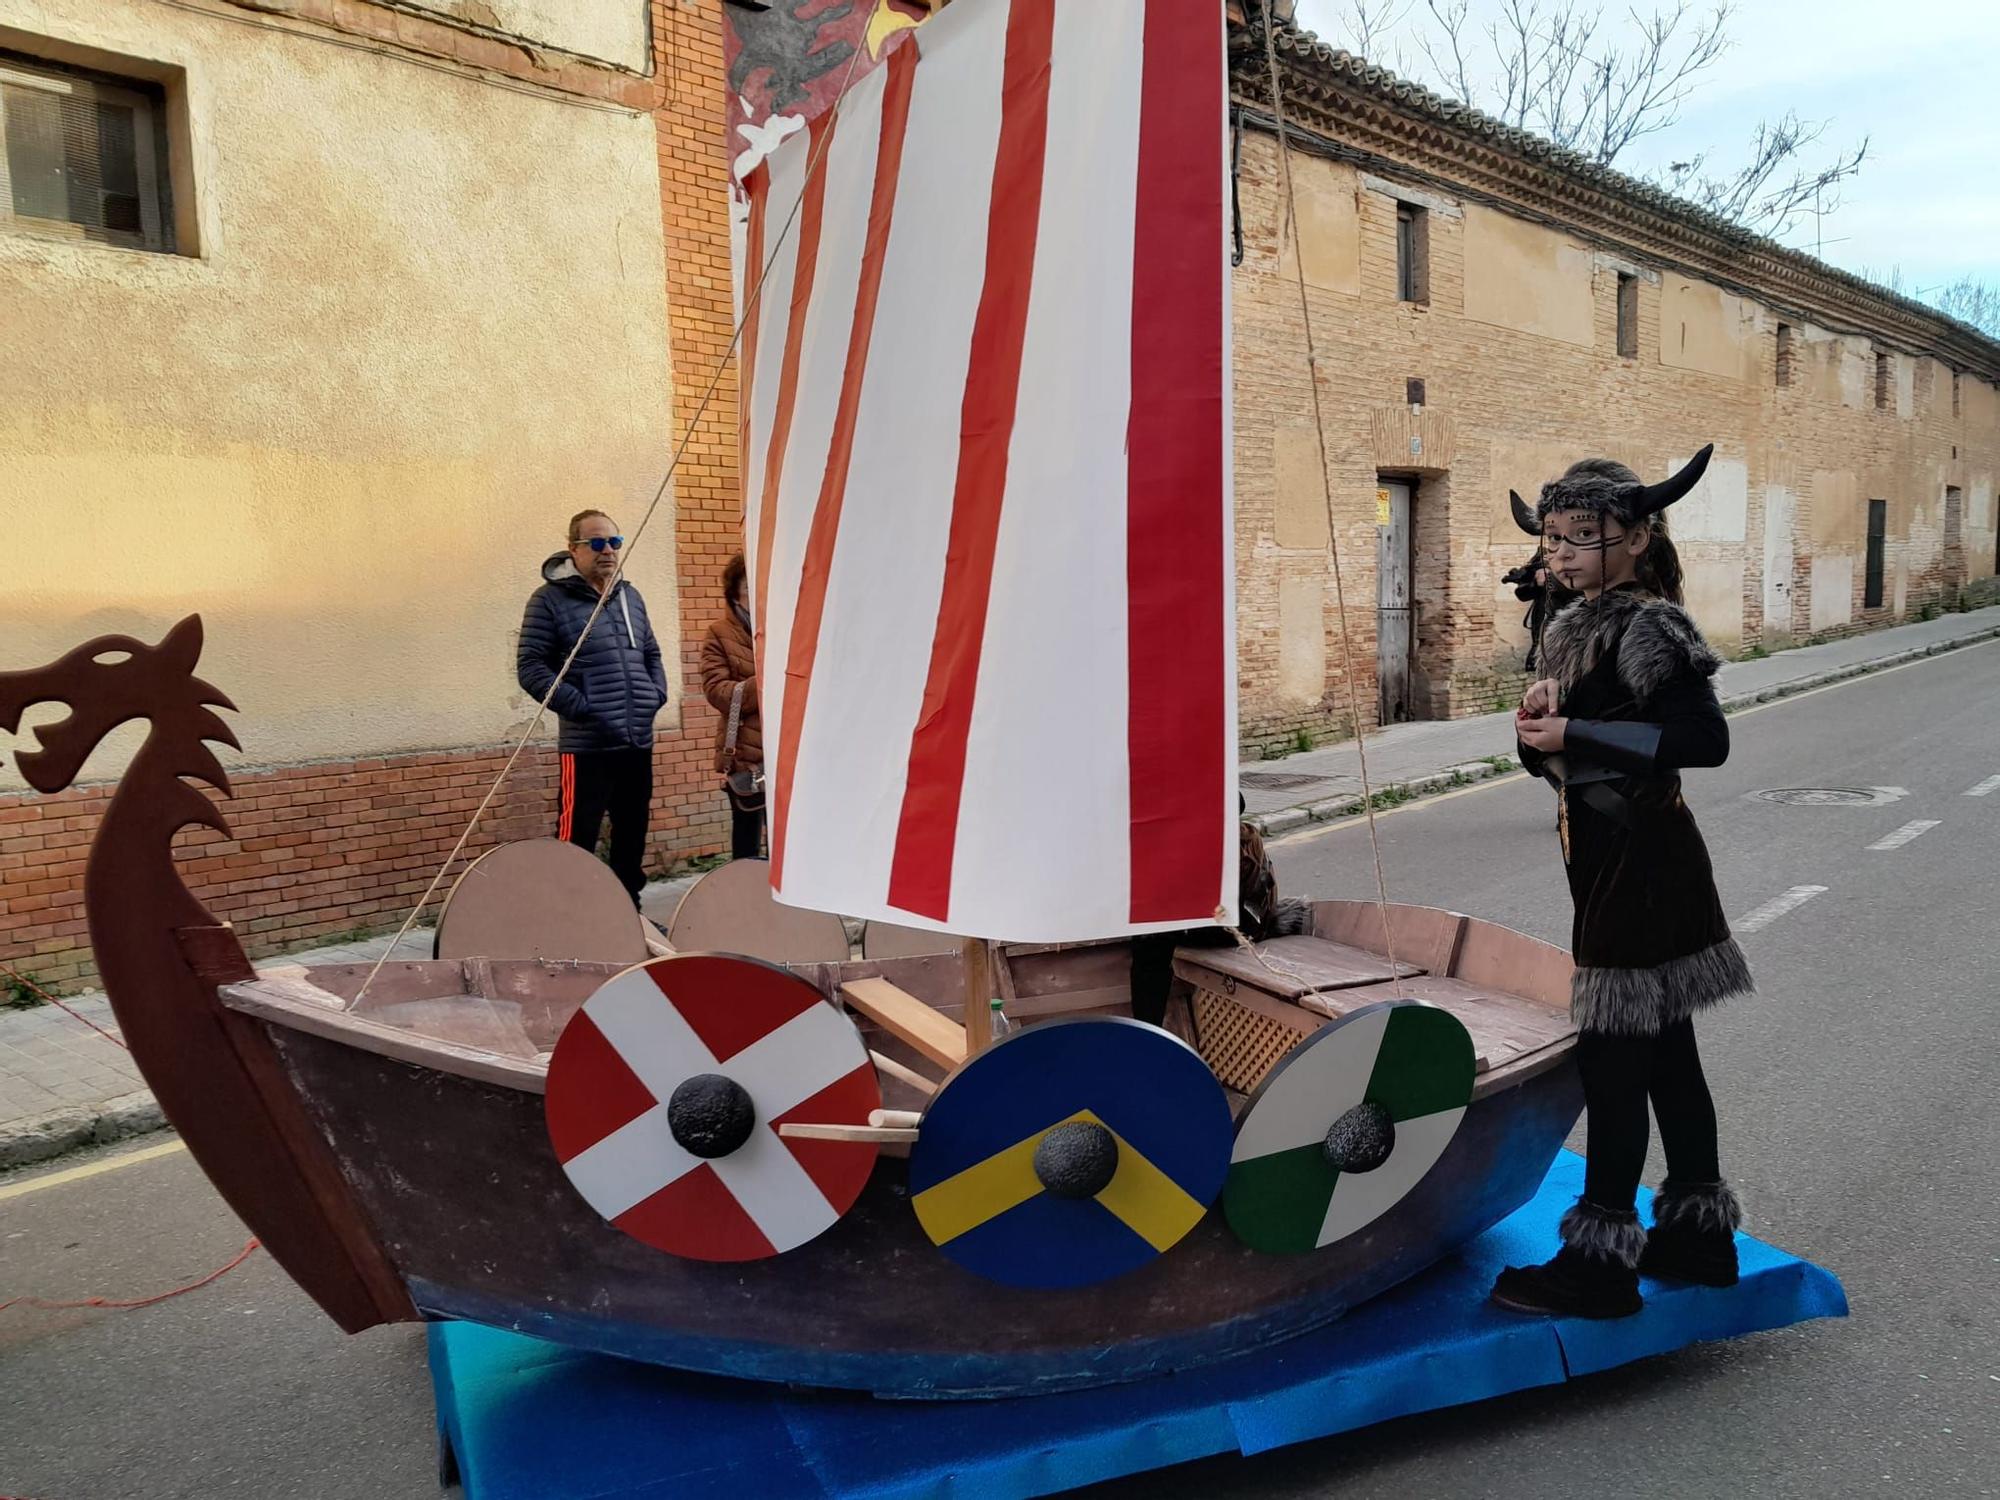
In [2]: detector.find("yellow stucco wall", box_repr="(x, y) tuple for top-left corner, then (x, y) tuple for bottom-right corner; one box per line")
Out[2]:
(1272, 425), (1332, 549)
(1658, 274), (1758, 383)
(0, 1), (677, 792)
(1275, 156), (1361, 296)
(1461, 204), (1595, 348)
(405, 0), (650, 70)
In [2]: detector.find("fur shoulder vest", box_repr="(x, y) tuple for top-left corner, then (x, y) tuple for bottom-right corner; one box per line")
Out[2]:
(1540, 588), (1723, 701)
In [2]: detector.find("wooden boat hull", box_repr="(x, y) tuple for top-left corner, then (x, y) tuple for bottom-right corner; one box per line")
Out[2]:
(260, 1012), (1579, 1399)
(8, 624), (1581, 1400)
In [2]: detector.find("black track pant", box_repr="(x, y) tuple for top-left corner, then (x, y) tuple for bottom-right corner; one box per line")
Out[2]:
(557, 748), (653, 905)
(729, 798), (765, 861)
(1577, 1017), (1722, 1212)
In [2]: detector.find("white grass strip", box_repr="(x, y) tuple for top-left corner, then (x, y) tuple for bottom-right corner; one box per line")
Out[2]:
(1733, 885), (1828, 934)
(1868, 820), (1942, 852)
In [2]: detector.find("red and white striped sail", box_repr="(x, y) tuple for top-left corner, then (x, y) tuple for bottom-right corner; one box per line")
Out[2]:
(741, 0), (1233, 943)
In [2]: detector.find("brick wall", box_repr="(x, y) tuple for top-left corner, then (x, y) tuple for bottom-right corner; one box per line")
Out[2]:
(649, 0), (739, 863)
(0, 747), (557, 989)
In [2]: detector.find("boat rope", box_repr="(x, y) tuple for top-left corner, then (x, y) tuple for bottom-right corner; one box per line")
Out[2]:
(0, 1237), (261, 1315)
(1242, 0), (1406, 999)
(0, 959), (128, 1051)
(351, 40), (873, 1009)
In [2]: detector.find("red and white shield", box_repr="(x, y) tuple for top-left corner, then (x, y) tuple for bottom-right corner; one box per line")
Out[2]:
(544, 954), (881, 1262)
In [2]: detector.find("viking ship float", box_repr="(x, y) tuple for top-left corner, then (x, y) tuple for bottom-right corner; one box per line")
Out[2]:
(0, 0), (1586, 1404)
(0, 621), (1582, 1398)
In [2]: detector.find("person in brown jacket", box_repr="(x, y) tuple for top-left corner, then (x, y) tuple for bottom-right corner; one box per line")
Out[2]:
(701, 553), (765, 860)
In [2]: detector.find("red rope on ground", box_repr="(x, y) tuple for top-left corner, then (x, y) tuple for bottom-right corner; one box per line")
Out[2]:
(0, 1237), (260, 1314)
(0, 960), (129, 1051)
(3, 962), (256, 1319)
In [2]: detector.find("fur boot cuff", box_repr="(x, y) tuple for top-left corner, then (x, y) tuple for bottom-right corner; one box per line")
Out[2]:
(1559, 1198), (1646, 1268)
(1651, 1179), (1743, 1235)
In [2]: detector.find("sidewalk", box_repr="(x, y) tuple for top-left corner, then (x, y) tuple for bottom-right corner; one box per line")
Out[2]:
(4, 604), (1997, 1169)
(1244, 603), (2000, 835)
(0, 871), (699, 1170)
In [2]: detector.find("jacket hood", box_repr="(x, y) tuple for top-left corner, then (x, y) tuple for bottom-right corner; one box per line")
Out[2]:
(542, 550), (625, 599)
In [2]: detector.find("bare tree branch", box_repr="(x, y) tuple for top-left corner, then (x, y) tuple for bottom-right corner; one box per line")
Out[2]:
(1860, 266), (2000, 337)
(1354, 0), (1869, 237)
(1931, 276), (2000, 337)
(1667, 114), (1867, 235)
(1414, 0), (1478, 104)
(1331, 0), (1418, 72)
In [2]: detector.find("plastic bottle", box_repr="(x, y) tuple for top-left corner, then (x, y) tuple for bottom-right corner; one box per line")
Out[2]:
(987, 996), (1014, 1040)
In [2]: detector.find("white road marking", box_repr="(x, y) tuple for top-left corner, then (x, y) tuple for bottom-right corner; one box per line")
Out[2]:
(1871, 787), (1910, 802)
(1733, 885), (1828, 934)
(1868, 820), (1941, 852)
(1966, 775), (2000, 798)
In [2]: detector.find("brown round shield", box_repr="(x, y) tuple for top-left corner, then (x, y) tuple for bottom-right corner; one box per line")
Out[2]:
(436, 838), (651, 964)
(665, 859), (851, 964)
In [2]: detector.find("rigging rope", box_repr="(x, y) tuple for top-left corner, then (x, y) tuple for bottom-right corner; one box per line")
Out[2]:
(1255, 1), (1407, 997)
(1, 961), (127, 1051)
(351, 40), (873, 1009)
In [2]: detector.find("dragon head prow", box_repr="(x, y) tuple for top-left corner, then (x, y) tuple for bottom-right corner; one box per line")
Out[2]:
(0, 616), (239, 796)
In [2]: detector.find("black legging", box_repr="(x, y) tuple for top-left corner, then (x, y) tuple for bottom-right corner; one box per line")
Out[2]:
(1128, 927), (1233, 1027)
(1577, 1018), (1721, 1212)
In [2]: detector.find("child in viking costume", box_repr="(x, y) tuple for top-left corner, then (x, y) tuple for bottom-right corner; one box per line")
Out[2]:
(1490, 446), (1754, 1320)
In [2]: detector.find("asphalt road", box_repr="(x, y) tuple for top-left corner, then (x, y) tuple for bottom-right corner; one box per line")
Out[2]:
(3, 641), (1996, 1499)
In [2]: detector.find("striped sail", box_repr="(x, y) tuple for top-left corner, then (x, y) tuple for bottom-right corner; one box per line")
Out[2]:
(742, 0), (1234, 943)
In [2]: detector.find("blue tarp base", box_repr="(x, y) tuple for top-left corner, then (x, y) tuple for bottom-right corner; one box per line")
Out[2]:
(427, 1151), (1845, 1500)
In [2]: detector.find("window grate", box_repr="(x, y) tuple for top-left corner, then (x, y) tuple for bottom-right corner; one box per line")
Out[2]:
(0, 54), (171, 253)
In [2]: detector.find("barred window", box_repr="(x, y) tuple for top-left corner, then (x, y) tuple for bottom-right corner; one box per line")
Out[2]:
(1, 53), (172, 254)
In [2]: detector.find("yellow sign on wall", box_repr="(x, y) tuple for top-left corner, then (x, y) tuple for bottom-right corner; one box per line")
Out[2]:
(1376, 488), (1392, 527)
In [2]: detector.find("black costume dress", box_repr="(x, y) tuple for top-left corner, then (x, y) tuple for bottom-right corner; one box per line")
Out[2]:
(1520, 585), (1753, 1035)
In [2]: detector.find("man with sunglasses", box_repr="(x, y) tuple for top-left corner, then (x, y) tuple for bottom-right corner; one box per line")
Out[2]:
(516, 509), (670, 906)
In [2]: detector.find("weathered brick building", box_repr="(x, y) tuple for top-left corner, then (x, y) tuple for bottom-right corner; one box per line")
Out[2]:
(4, 0), (1997, 986)
(1230, 17), (2000, 753)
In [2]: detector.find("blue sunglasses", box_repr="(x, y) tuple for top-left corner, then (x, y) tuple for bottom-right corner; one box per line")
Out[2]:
(575, 535), (625, 553)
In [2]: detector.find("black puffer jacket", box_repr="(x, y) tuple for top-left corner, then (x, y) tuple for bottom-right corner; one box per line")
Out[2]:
(516, 553), (669, 753)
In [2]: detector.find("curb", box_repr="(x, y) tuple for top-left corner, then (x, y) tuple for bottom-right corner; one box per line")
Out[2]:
(1249, 621), (2000, 838)
(1715, 621), (2000, 712)
(1251, 758), (1516, 837)
(0, 1089), (166, 1172)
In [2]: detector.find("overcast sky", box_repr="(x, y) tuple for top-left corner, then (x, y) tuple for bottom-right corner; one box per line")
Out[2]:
(1292, 0), (2000, 297)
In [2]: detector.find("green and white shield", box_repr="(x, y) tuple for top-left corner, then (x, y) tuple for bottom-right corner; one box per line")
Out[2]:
(1223, 1001), (1475, 1254)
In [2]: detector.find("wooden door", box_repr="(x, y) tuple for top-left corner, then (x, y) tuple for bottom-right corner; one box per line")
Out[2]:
(1762, 484), (1795, 646)
(1376, 479), (1413, 724)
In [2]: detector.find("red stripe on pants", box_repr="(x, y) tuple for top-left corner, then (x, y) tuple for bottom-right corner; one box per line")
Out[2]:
(558, 753), (575, 842)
